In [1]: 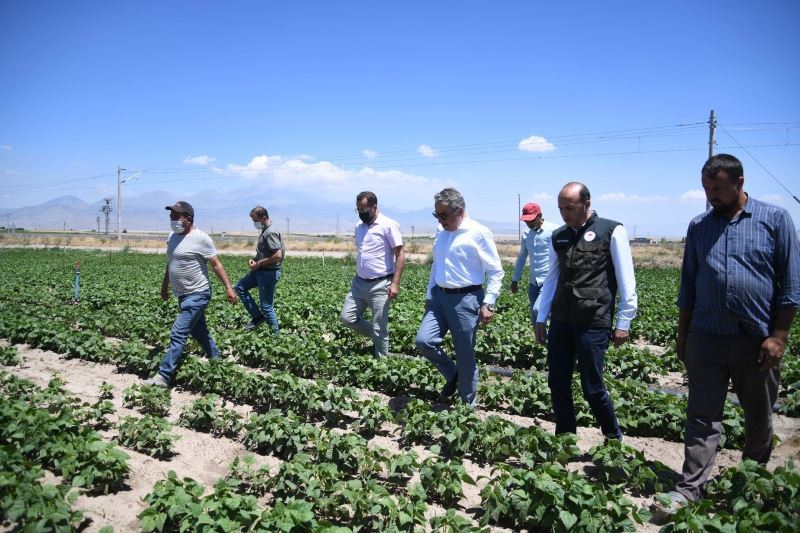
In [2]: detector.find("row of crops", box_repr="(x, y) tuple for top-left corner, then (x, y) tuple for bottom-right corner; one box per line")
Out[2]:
(1, 248), (799, 531)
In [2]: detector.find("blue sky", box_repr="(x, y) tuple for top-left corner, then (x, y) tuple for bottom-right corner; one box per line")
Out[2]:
(1, 0), (798, 236)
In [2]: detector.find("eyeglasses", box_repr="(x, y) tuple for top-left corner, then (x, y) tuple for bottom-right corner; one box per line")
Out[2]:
(355, 208), (373, 215)
(432, 209), (456, 221)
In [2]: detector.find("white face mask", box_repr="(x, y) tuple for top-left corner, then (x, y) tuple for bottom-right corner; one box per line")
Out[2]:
(253, 221), (264, 230)
(170, 220), (185, 233)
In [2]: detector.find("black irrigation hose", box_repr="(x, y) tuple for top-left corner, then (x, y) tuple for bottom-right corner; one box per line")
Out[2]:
(387, 352), (787, 413)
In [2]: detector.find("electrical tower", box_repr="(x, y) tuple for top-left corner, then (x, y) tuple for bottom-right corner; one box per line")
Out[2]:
(706, 109), (717, 211)
(100, 197), (113, 235)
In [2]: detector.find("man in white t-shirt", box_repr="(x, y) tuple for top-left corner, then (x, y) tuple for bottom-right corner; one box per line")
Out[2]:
(144, 201), (237, 387)
(339, 191), (405, 357)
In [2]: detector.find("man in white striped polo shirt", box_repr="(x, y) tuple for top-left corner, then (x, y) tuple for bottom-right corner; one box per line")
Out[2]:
(339, 191), (405, 357)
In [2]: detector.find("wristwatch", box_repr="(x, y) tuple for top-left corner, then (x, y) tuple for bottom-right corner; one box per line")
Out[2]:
(482, 303), (495, 312)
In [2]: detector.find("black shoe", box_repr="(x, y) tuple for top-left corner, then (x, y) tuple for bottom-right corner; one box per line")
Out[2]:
(436, 373), (458, 402)
(244, 317), (265, 331)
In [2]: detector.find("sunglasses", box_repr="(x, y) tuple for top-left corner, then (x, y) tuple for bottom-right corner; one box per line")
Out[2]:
(432, 209), (458, 221)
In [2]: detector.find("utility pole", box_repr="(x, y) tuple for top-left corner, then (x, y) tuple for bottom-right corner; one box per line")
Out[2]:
(517, 193), (521, 242)
(336, 211), (340, 237)
(706, 109), (717, 211)
(286, 218), (290, 238)
(117, 166), (124, 240)
(101, 197), (113, 235)
(96, 216), (100, 234)
(117, 165), (142, 240)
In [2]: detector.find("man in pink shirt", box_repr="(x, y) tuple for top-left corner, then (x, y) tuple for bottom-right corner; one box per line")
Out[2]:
(339, 191), (405, 357)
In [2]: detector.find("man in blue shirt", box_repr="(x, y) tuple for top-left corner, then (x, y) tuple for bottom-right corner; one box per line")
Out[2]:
(653, 154), (800, 518)
(511, 202), (560, 325)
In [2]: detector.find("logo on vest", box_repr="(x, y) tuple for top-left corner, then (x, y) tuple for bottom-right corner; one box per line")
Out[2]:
(584, 231), (596, 242)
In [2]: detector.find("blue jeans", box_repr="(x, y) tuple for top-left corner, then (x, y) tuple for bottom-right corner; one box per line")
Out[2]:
(158, 290), (219, 382)
(546, 320), (621, 438)
(527, 282), (543, 325)
(415, 286), (483, 407)
(235, 269), (280, 333)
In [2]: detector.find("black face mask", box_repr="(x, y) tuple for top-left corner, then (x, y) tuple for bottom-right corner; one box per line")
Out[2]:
(358, 211), (375, 224)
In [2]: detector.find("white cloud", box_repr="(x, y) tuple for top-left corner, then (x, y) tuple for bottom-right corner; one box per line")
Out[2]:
(680, 189), (706, 202)
(218, 153), (445, 204)
(294, 154), (315, 161)
(518, 135), (555, 153)
(531, 192), (554, 201)
(220, 155), (284, 178)
(759, 194), (783, 204)
(0, 145), (12, 151)
(418, 144), (439, 158)
(597, 193), (670, 203)
(362, 149), (378, 159)
(183, 155), (216, 166)
(4, 169), (22, 175)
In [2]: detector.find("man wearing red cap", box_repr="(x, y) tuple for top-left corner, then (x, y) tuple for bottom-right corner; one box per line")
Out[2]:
(511, 202), (560, 325)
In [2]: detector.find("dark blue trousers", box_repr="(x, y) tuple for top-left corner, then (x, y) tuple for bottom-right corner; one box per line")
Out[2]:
(546, 320), (622, 438)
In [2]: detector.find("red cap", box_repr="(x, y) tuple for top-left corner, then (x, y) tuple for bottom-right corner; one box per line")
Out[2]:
(519, 202), (542, 221)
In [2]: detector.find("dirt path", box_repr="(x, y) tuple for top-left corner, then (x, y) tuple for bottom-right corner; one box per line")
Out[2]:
(4, 341), (798, 532)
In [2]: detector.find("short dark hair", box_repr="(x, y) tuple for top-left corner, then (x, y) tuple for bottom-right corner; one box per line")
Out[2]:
(250, 206), (269, 219)
(702, 153), (743, 182)
(356, 191), (377, 206)
(564, 181), (591, 202)
(434, 188), (465, 211)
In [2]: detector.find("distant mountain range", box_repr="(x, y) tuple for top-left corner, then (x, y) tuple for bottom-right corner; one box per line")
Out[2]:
(0, 191), (523, 237)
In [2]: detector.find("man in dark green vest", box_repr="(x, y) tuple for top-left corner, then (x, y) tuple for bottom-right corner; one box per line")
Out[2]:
(534, 182), (638, 440)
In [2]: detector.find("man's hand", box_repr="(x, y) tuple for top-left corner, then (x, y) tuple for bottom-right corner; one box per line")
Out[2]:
(534, 322), (547, 345)
(248, 258), (258, 271)
(510, 281), (519, 294)
(676, 332), (688, 364)
(612, 328), (630, 347)
(479, 305), (494, 326)
(225, 287), (238, 304)
(160, 284), (170, 302)
(758, 337), (785, 370)
(388, 282), (400, 300)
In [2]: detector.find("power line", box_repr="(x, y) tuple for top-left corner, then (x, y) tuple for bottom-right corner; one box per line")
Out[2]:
(1, 120), (798, 195)
(284, 123), (711, 163)
(0, 171), (116, 194)
(115, 122), (793, 177)
(109, 141), (800, 189)
(719, 124), (800, 206)
(108, 125), (713, 175)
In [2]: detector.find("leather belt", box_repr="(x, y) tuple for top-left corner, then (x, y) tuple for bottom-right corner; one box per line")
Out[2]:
(359, 273), (394, 282)
(438, 284), (482, 294)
